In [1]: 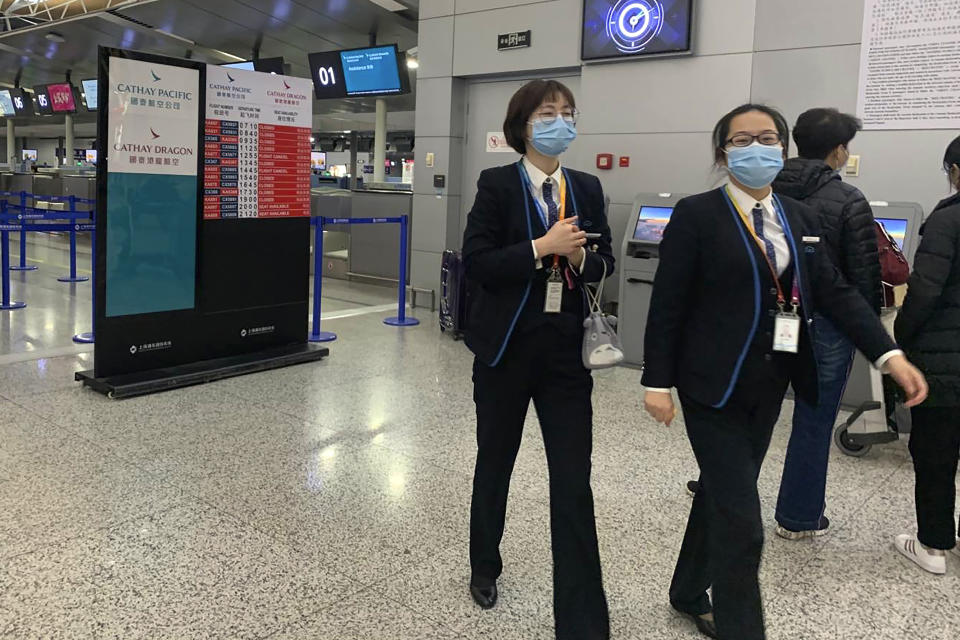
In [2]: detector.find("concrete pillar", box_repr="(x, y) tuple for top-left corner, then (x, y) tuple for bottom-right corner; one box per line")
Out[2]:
(373, 98), (387, 183)
(6, 120), (14, 168)
(349, 130), (359, 190)
(64, 113), (74, 166)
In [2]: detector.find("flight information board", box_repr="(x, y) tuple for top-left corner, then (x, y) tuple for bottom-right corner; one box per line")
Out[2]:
(203, 65), (312, 219)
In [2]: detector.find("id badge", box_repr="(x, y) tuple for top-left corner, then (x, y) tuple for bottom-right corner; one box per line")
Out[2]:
(545, 269), (563, 313)
(773, 312), (801, 353)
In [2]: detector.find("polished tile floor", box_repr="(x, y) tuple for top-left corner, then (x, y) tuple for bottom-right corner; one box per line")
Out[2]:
(0, 300), (957, 639)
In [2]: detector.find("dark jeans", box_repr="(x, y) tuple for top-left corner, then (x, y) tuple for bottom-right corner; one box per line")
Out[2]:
(776, 315), (855, 531)
(671, 351), (792, 640)
(470, 321), (609, 640)
(909, 406), (960, 550)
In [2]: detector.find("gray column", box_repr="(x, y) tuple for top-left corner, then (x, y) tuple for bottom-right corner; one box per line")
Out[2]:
(6, 120), (14, 168)
(373, 98), (387, 183)
(64, 113), (74, 166)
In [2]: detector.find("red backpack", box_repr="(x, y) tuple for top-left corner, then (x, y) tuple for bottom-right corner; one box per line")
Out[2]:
(875, 220), (910, 307)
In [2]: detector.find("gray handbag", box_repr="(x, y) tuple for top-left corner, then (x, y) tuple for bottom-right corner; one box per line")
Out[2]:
(582, 260), (624, 369)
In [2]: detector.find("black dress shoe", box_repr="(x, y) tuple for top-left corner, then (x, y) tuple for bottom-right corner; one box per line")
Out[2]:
(683, 612), (718, 639)
(470, 582), (498, 609)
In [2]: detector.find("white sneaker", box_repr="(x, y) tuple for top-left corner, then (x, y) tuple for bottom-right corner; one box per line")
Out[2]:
(895, 534), (946, 574)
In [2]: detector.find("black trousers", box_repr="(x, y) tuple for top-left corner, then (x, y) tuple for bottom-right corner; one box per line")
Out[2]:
(470, 320), (609, 640)
(909, 406), (960, 550)
(671, 352), (792, 640)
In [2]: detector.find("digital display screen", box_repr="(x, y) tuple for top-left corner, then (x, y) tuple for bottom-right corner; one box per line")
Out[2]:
(85, 149), (98, 164)
(877, 218), (907, 251)
(582, 0), (694, 61)
(9, 88), (33, 116)
(308, 45), (409, 99)
(633, 206), (673, 243)
(222, 61), (255, 71)
(81, 79), (97, 111)
(0, 90), (14, 117)
(310, 151), (326, 170)
(46, 83), (76, 113)
(22, 149), (37, 162)
(33, 85), (53, 115)
(221, 58), (284, 74)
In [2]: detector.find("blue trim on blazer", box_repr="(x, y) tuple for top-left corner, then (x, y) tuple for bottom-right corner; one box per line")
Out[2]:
(488, 162), (536, 367)
(714, 187), (763, 409)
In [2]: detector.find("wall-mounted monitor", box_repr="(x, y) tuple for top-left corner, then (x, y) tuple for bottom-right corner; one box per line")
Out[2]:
(33, 85), (53, 115)
(308, 44), (411, 99)
(22, 149), (38, 162)
(582, 0), (694, 62)
(46, 83), (77, 113)
(876, 218), (907, 251)
(221, 57), (285, 74)
(0, 90), (14, 117)
(310, 151), (326, 170)
(81, 78), (98, 111)
(633, 205), (674, 243)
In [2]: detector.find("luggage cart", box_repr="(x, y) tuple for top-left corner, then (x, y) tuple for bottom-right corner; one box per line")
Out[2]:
(834, 308), (910, 456)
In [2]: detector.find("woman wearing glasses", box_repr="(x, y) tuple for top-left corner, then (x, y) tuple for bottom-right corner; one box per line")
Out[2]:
(462, 79), (614, 640)
(641, 104), (928, 640)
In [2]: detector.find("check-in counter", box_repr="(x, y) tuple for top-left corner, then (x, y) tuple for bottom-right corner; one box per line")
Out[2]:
(310, 188), (352, 279)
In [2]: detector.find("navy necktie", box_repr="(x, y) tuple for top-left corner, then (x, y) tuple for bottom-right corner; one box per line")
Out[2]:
(752, 203), (778, 272)
(542, 178), (559, 227)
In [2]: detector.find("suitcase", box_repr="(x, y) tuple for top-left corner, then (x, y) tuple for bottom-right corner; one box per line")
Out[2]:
(439, 249), (466, 339)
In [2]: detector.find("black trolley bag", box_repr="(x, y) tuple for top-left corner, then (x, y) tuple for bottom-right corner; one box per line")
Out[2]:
(439, 249), (467, 339)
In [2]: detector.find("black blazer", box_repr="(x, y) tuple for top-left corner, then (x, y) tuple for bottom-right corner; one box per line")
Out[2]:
(462, 162), (615, 366)
(641, 187), (897, 409)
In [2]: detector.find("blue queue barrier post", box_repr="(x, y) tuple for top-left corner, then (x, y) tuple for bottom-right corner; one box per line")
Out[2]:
(309, 216), (337, 343)
(0, 202), (26, 311)
(11, 191), (37, 272)
(384, 214), (419, 328)
(58, 196), (90, 283)
(72, 219), (95, 344)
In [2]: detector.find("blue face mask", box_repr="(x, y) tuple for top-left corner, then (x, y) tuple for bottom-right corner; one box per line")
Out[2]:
(726, 142), (784, 189)
(530, 118), (577, 157)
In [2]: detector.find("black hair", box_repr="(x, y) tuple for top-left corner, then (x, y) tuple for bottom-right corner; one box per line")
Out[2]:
(503, 80), (577, 155)
(712, 104), (790, 166)
(792, 108), (861, 160)
(943, 135), (960, 183)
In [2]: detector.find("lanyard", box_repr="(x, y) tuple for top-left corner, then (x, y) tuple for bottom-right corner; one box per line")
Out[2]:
(726, 185), (799, 311)
(519, 162), (567, 269)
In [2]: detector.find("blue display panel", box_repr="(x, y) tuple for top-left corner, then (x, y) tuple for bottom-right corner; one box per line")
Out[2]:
(340, 46), (403, 96)
(633, 205), (673, 243)
(877, 218), (907, 250)
(222, 61), (255, 71)
(0, 90), (14, 117)
(582, 0), (694, 61)
(81, 79), (98, 111)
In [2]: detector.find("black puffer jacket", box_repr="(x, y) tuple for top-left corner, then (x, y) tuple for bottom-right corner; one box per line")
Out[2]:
(774, 158), (883, 313)
(895, 192), (960, 406)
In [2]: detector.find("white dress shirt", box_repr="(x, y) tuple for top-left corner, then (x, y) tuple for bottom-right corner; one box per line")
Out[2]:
(644, 182), (903, 394)
(523, 156), (586, 272)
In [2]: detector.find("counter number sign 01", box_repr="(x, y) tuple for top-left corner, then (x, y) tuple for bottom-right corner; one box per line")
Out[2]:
(307, 50), (348, 99)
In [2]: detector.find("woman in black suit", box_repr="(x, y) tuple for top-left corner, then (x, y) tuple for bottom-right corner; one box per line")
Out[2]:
(641, 104), (928, 640)
(461, 79), (615, 640)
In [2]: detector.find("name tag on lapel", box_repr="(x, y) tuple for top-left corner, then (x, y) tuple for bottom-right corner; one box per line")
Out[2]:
(802, 236), (820, 243)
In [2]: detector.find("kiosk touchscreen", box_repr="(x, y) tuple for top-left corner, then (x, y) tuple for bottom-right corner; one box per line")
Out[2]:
(618, 193), (686, 366)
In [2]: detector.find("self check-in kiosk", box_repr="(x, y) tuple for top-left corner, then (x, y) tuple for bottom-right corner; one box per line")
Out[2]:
(835, 201), (924, 456)
(618, 193), (688, 366)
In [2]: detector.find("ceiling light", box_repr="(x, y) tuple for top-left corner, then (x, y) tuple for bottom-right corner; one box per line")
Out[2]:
(367, 0), (407, 10)
(45, 32), (66, 43)
(406, 58), (419, 69)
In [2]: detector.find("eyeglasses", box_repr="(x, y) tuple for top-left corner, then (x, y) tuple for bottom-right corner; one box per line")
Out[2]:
(726, 132), (782, 147)
(530, 109), (579, 125)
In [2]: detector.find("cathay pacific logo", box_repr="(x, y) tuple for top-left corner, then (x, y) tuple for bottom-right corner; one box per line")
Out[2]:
(227, 72), (236, 83)
(150, 128), (160, 139)
(283, 79), (291, 90)
(151, 70), (162, 82)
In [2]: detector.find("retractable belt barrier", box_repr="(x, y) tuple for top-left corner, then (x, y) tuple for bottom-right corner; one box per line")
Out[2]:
(309, 214), (419, 343)
(0, 190), (95, 281)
